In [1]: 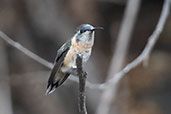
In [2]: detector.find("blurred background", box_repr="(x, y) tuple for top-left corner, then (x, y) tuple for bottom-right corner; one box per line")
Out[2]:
(0, 0), (170, 114)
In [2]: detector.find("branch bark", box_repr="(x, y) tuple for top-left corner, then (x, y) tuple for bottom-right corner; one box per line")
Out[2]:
(76, 55), (88, 114)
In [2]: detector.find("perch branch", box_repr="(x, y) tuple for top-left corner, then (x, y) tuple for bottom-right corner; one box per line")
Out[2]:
(96, 0), (170, 114)
(76, 55), (88, 114)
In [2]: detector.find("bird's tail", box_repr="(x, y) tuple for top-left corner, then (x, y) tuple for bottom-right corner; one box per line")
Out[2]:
(45, 72), (70, 95)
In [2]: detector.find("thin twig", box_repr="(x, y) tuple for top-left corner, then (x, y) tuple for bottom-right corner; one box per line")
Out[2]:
(76, 55), (88, 114)
(109, 0), (170, 83)
(96, 0), (170, 114)
(0, 31), (54, 69)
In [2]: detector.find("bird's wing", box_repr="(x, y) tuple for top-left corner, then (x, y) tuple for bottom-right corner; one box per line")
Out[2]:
(46, 40), (71, 95)
(49, 40), (71, 80)
(55, 40), (71, 62)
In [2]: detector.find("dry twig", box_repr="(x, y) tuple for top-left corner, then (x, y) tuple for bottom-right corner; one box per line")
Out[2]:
(0, 31), (53, 69)
(76, 55), (88, 114)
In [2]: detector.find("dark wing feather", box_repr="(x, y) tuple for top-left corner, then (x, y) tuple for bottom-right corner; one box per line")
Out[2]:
(55, 40), (71, 62)
(46, 40), (71, 95)
(56, 73), (70, 87)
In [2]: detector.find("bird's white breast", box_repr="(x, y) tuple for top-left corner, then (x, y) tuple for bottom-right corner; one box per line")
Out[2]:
(61, 38), (93, 73)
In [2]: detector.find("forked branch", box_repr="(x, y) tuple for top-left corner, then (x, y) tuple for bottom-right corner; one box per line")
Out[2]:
(96, 0), (170, 114)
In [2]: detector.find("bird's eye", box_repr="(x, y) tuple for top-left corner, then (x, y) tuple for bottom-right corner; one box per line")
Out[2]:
(80, 29), (86, 34)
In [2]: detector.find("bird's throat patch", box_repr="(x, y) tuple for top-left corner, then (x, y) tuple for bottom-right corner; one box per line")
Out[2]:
(72, 37), (93, 51)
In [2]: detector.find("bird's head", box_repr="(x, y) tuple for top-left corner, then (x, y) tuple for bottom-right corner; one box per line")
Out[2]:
(74, 24), (103, 43)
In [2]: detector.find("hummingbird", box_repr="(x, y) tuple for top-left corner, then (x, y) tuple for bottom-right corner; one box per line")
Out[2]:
(46, 24), (103, 95)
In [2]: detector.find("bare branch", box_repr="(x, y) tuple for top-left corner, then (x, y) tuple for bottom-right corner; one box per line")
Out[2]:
(115, 0), (170, 76)
(96, 0), (142, 113)
(76, 55), (88, 114)
(0, 31), (54, 69)
(96, 0), (170, 114)
(108, 0), (141, 79)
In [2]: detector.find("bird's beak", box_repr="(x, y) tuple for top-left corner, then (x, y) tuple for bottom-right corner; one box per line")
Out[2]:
(91, 27), (104, 31)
